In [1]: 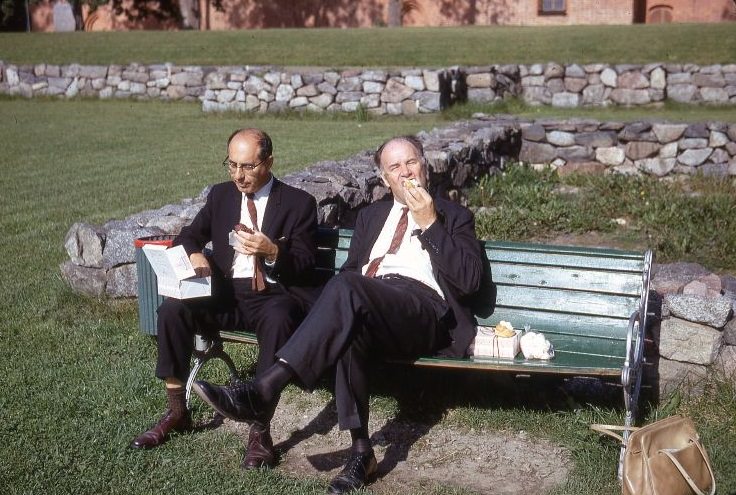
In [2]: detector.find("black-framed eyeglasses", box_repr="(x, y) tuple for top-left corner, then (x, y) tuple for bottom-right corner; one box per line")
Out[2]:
(222, 156), (268, 173)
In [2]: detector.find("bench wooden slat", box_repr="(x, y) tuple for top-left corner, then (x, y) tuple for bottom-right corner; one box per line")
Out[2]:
(487, 248), (645, 272)
(487, 240), (643, 259)
(479, 309), (628, 340)
(410, 354), (624, 375)
(492, 263), (644, 295)
(495, 285), (639, 319)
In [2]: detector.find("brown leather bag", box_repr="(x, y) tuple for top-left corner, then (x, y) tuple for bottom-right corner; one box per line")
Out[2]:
(592, 415), (716, 495)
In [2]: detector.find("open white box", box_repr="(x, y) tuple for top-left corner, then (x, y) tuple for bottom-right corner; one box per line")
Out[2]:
(470, 325), (521, 359)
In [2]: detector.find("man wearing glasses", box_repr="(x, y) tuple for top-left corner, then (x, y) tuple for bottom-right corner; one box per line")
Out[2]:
(131, 128), (319, 472)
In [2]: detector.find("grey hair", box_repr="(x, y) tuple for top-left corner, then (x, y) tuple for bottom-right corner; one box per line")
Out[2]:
(373, 135), (425, 168)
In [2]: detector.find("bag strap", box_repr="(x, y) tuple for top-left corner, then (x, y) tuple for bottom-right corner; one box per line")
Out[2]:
(590, 424), (640, 445)
(660, 441), (716, 495)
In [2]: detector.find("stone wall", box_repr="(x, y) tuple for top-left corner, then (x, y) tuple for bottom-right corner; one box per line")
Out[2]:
(650, 264), (736, 399)
(516, 117), (736, 177)
(2, 61), (735, 112)
(519, 63), (736, 107)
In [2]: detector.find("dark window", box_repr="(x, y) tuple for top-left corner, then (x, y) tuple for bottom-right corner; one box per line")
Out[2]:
(539, 0), (566, 14)
(647, 5), (673, 23)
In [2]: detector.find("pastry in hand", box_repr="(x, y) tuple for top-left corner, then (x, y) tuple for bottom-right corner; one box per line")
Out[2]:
(403, 178), (420, 189)
(494, 320), (515, 338)
(234, 223), (254, 234)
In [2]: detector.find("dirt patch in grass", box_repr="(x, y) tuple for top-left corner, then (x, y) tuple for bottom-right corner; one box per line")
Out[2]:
(221, 391), (572, 495)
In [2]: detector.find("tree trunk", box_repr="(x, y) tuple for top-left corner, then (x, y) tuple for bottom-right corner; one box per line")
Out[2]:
(387, 0), (401, 27)
(71, 0), (83, 30)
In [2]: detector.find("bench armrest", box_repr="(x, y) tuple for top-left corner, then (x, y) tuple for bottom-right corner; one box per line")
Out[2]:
(621, 310), (643, 390)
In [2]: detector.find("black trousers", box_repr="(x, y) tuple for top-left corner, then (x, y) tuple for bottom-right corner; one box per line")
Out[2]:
(156, 279), (305, 385)
(276, 271), (451, 431)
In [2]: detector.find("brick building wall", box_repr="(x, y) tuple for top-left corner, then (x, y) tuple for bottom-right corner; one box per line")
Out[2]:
(29, 0), (735, 32)
(645, 0), (736, 23)
(402, 0), (635, 26)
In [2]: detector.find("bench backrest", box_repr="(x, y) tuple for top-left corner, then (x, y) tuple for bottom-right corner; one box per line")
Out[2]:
(315, 228), (652, 364)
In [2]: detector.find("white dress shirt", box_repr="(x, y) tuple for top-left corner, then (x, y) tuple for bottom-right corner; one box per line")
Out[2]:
(232, 176), (274, 279)
(361, 200), (444, 299)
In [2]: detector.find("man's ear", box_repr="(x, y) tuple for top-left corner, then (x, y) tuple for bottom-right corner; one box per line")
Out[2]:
(379, 170), (388, 187)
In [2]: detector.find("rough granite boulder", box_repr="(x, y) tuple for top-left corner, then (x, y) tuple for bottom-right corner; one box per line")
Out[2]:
(651, 262), (711, 295)
(658, 317), (722, 365)
(657, 358), (708, 398)
(60, 260), (106, 297)
(664, 294), (733, 328)
(723, 318), (736, 346)
(64, 222), (105, 268)
(714, 345), (736, 382)
(106, 263), (138, 298)
(102, 227), (161, 269)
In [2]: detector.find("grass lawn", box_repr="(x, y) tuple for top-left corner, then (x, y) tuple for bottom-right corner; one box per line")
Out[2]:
(1, 23), (735, 66)
(1, 98), (735, 494)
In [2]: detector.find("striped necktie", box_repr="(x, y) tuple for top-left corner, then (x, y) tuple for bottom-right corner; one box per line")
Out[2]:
(364, 207), (409, 278)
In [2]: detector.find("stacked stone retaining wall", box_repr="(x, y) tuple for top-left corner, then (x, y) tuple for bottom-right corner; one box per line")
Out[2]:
(2, 61), (735, 113)
(515, 117), (736, 177)
(651, 265), (736, 399)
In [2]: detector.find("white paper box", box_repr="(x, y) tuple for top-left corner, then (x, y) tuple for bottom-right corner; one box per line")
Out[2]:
(470, 326), (521, 359)
(142, 244), (211, 299)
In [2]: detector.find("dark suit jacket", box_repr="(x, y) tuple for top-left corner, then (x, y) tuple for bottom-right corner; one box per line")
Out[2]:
(340, 197), (484, 358)
(174, 178), (319, 307)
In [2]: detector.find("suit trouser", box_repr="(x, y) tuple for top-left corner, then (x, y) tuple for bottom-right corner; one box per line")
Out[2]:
(276, 271), (450, 431)
(156, 279), (305, 387)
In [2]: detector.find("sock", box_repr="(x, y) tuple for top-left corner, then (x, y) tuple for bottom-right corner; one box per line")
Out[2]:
(166, 386), (187, 417)
(254, 361), (293, 403)
(350, 427), (372, 454)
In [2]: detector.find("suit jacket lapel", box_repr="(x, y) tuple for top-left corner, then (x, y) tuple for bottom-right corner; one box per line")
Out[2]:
(262, 177), (280, 240)
(359, 200), (393, 264)
(224, 182), (241, 269)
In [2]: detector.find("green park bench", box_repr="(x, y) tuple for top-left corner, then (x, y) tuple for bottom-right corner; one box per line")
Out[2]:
(136, 227), (653, 469)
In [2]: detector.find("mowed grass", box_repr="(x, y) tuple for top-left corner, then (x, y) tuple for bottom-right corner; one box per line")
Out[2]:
(1, 23), (735, 66)
(1, 98), (735, 494)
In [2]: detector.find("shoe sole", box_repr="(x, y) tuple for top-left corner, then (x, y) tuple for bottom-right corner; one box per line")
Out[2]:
(242, 459), (276, 470)
(326, 457), (378, 494)
(192, 382), (249, 422)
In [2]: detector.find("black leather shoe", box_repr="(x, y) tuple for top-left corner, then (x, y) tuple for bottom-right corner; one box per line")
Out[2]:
(129, 409), (193, 449)
(192, 380), (267, 423)
(242, 424), (276, 470)
(327, 450), (378, 494)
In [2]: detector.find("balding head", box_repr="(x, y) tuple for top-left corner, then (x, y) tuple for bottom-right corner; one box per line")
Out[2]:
(374, 135), (424, 170)
(225, 128), (274, 195)
(374, 135), (429, 205)
(227, 128), (273, 162)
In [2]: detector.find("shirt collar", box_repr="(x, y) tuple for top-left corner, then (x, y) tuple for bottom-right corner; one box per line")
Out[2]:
(245, 175), (274, 201)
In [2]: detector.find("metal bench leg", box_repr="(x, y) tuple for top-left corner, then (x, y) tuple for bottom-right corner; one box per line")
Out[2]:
(185, 335), (242, 410)
(620, 308), (646, 480)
